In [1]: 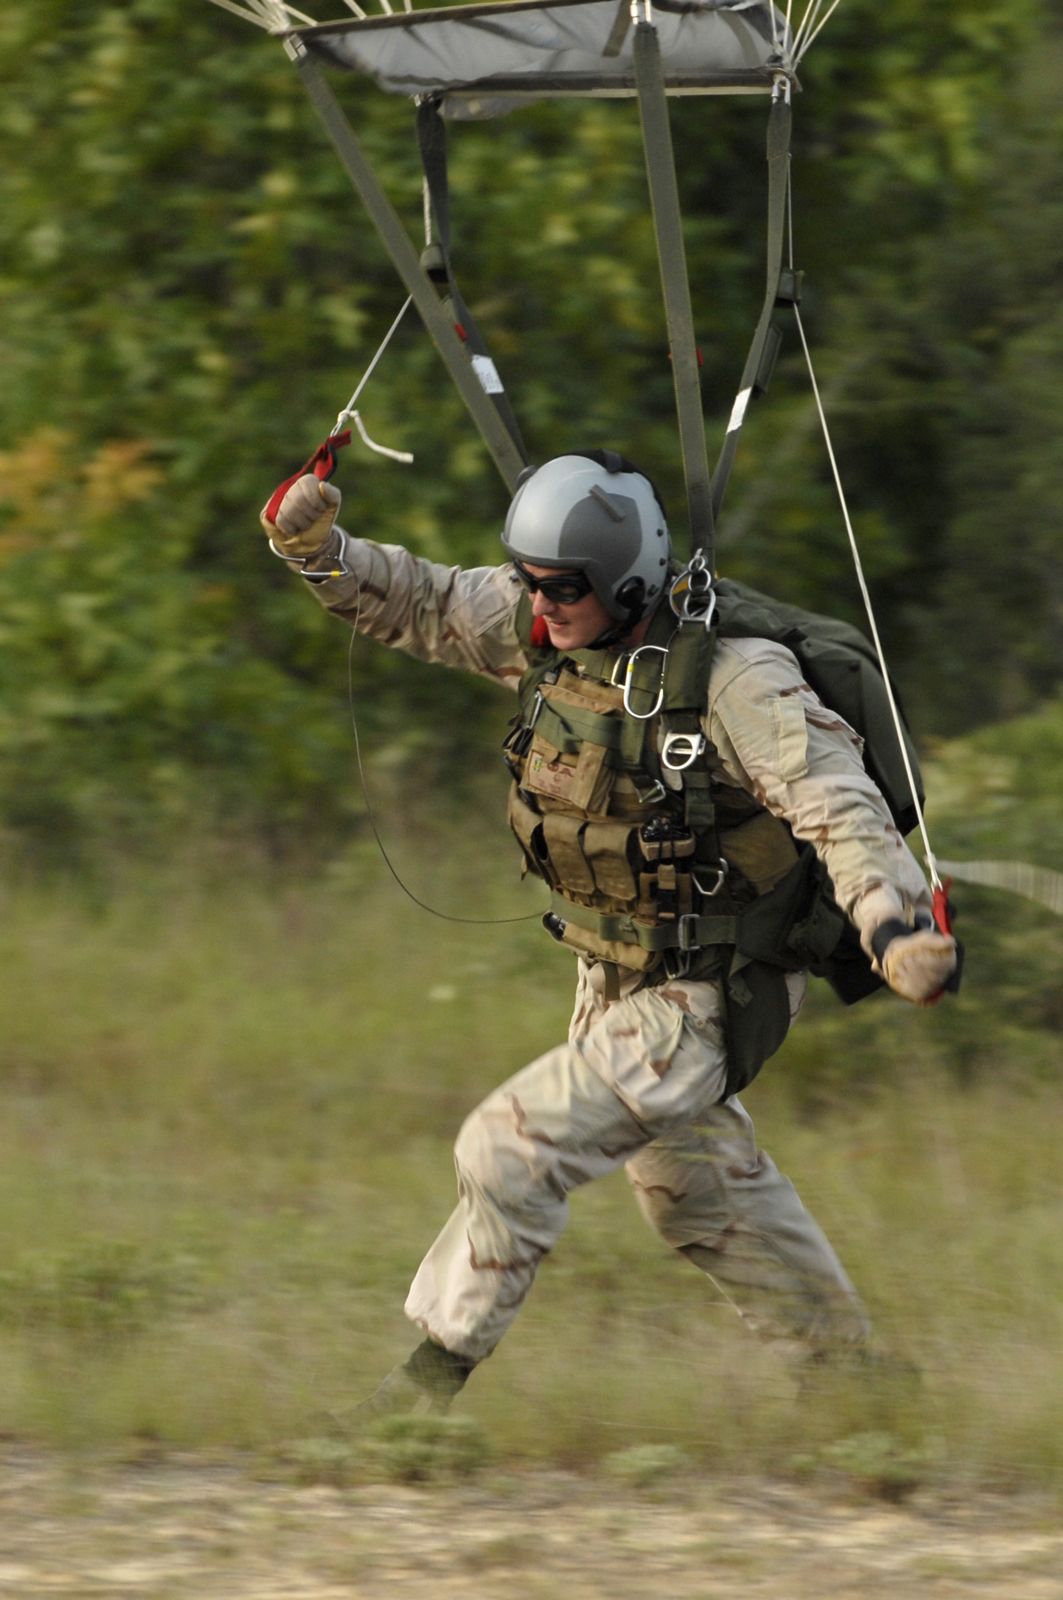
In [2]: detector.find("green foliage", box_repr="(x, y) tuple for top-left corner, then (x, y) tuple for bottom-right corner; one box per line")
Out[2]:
(0, 1238), (207, 1339)
(793, 1430), (942, 1502)
(360, 1413), (493, 1484)
(602, 1442), (693, 1489)
(0, 0), (1060, 845)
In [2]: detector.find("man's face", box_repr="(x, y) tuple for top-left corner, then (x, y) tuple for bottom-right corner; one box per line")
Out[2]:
(518, 561), (615, 650)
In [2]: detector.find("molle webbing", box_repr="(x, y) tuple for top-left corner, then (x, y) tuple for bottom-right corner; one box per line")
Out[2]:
(549, 892), (737, 953)
(534, 695), (644, 771)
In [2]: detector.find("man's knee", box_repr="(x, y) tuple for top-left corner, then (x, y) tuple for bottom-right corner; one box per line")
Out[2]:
(453, 1095), (550, 1214)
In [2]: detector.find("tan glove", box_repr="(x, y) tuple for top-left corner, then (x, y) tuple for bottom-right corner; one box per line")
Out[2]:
(879, 927), (958, 1006)
(260, 474), (341, 561)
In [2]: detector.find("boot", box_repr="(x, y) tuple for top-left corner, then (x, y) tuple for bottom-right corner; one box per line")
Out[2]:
(333, 1339), (476, 1427)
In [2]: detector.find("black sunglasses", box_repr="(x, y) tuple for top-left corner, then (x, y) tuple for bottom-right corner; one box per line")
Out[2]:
(512, 559), (594, 606)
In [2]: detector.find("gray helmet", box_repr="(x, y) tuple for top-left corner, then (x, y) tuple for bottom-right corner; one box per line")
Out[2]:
(501, 452), (670, 623)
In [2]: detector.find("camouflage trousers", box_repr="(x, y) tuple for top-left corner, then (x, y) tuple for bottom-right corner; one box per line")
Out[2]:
(405, 962), (870, 1364)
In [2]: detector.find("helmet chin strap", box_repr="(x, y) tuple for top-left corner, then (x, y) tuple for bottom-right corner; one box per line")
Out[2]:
(589, 591), (658, 650)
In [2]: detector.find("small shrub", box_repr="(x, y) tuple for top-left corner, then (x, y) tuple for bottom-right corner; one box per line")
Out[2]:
(809, 1430), (941, 1502)
(602, 1443), (694, 1489)
(279, 1436), (362, 1488)
(362, 1413), (492, 1484)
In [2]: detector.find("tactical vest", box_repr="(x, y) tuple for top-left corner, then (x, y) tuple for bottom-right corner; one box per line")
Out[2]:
(503, 592), (862, 1095)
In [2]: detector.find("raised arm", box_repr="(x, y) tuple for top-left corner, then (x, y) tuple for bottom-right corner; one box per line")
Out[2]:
(261, 473), (527, 689)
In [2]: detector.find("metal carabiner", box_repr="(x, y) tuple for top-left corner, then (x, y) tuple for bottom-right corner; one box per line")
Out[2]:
(694, 861), (729, 898)
(622, 644), (669, 720)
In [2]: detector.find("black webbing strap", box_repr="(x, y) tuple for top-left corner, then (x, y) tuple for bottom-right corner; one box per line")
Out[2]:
(632, 20), (714, 569)
(711, 88), (795, 523)
(286, 41), (527, 492)
(416, 98), (530, 468)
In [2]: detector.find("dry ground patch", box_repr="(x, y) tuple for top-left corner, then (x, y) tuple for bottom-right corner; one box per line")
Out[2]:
(0, 1450), (1061, 1599)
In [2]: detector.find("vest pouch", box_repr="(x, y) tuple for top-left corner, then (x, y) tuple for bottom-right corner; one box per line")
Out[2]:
(734, 846), (845, 971)
(719, 810), (799, 895)
(547, 911), (661, 974)
(507, 785), (556, 886)
(524, 729), (614, 815)
(541, 813), (596, 897)
(582, 818), (640, 902)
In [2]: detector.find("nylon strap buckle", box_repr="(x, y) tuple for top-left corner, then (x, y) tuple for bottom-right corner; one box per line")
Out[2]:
(678, 914), (700, 952)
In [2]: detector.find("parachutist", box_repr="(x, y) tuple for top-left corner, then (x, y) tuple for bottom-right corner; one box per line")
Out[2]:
(260, 451), (956, 1418)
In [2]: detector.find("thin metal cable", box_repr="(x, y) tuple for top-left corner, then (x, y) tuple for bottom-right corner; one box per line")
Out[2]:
(343, 583), (542, 927)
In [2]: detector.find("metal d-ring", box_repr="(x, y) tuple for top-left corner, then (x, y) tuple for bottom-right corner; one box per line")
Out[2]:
(668, 551), (718, 628)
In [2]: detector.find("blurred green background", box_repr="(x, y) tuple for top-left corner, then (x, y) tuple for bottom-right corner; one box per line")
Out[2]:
(0, 0), (1061, 1490)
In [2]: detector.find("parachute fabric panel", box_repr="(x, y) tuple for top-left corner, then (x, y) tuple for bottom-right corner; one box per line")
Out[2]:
(288, 0), (795, 119)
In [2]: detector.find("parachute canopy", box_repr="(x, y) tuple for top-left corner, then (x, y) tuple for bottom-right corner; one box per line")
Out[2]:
(280, 0), (796, 119)
(208, 0), (821, 539)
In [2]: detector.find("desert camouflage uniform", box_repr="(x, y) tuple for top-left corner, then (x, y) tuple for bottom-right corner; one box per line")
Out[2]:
(306, 537), (932, 1364)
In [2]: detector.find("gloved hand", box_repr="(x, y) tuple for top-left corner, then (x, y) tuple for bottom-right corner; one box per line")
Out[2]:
(260, 473), (341, 562)
(878, 926), (958, 1005)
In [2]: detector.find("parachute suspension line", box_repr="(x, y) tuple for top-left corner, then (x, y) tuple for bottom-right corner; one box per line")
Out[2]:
(790, 302), (942, 893)
(765, 1), (781, 56)
(791, 0), (827, 60)
(342, 587), (540, 927)
(794, 0), (844, 63)
(208, 0), (318, 30)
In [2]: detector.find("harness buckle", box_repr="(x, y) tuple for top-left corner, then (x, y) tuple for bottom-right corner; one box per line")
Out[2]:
(694, 861), (729, 898)
(661, 730), (706, 771)
(635, 779), (668, 806)
(677, 914), (700, 952)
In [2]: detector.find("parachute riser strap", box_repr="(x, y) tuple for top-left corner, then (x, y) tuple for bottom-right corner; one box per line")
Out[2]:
(416, 98), (529, 464)
(632, 17), (715, 568)
(285, 39), (526, 493)
(659, 615), (721, 856)
(712, 83), (795, 525)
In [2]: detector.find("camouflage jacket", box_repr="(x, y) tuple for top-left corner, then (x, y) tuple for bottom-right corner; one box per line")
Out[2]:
(302, 533), (932, 954)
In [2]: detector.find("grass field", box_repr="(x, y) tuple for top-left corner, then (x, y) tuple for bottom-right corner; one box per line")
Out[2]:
(2, 834), (1062, 1498)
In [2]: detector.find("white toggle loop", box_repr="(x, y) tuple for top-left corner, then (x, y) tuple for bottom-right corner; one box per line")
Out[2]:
(350, 411), (414, 465)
